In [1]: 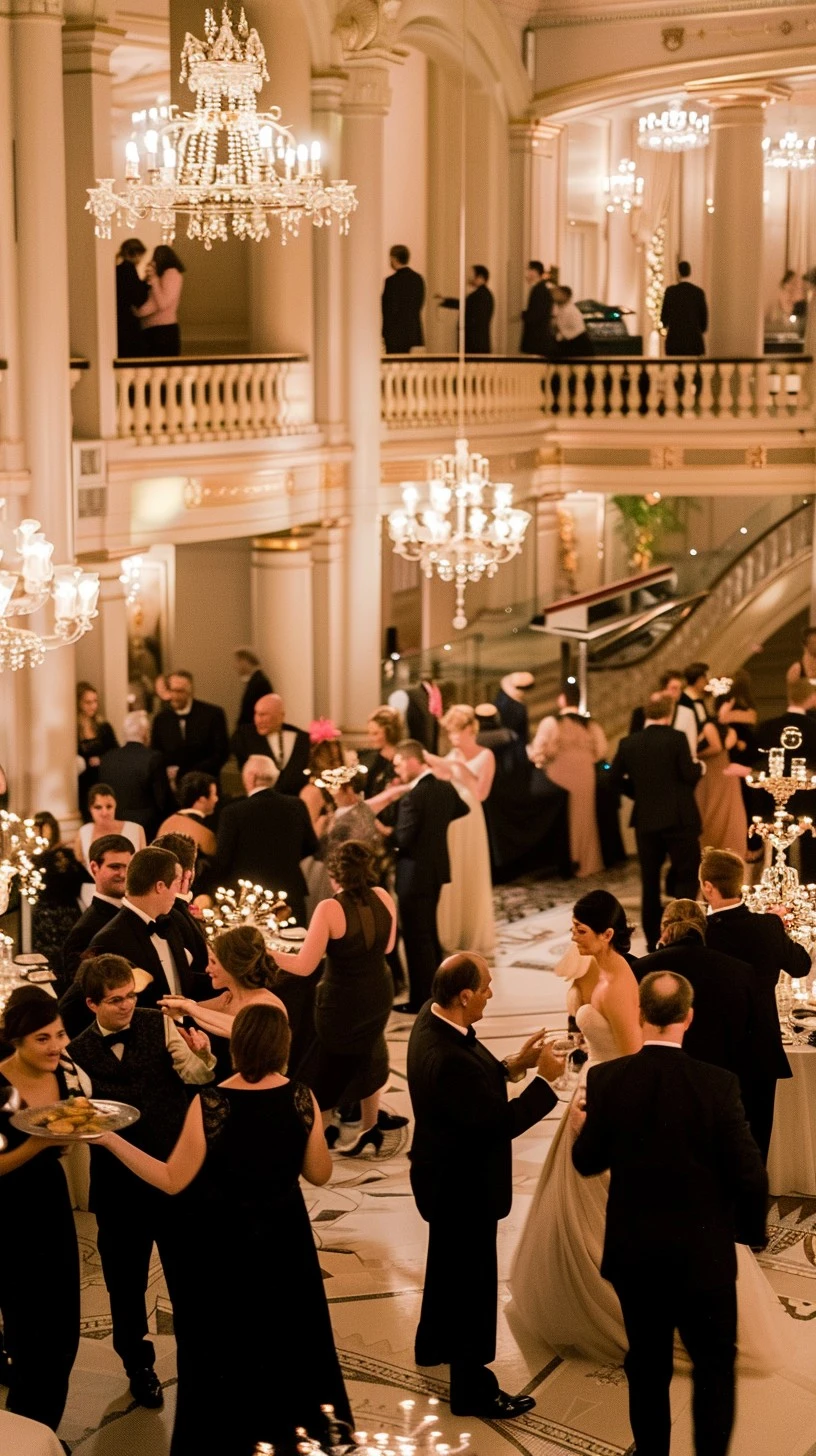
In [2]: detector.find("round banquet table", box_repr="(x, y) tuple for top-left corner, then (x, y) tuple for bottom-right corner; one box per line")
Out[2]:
(0, 1410), (65, 1455)
(767, 1041), (816, 1196)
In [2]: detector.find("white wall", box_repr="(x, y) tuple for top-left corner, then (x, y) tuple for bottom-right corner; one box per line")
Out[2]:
(383, 50), (429, 283)
(173, 538), (253, 724)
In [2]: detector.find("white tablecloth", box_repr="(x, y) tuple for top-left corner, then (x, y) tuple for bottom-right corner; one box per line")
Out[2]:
(0, 1409), (65, 1456)
(767, 1042), (816, 1195)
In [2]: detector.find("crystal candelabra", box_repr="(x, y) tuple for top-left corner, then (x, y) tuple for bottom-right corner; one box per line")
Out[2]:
(200, 880), (298, 946)
(87, 7), (358, 249)
(0, 518), (100, 671)
(388, 440), (531, 630)
(742, 727), (816, 949)
(0, 813), (46, 916)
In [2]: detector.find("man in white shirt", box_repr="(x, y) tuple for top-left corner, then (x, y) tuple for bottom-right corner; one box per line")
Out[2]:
(62, 834), (134, 990)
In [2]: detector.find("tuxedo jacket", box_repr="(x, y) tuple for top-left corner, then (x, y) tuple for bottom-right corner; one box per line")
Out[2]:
(171, 898), (209, 976)
(150, 699), (229, 779)
(230, 721), (311, 794)
(407, 1003), (557, 1221)
(634, 934), (755, 1094)
(205, 788), (318, 924)
(62, 894), (119, 986)
(392, 774), (469, 899)
(88, 905), (210, 1008)
(236, 668), (273, 728)
(440, 284), (494, 354)
(573, 1046), (767, 1289)
(520, 278), (554, 355)
(382, 266), (425, 354)
(98, 741), (173, 836)
(611, 724), (702, 833)
(705, 903), (803, 1082)
(660, 280), (708, 355)
(628, 701), (698, 760)
(404, 685), (439, 753)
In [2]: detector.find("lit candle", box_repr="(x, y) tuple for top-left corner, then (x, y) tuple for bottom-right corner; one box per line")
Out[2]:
(792, 757), (807, 781)
(768, 748), (784, 777)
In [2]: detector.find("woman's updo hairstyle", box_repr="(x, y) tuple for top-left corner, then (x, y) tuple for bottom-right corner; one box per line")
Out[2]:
(572, 889), (633, 955)
(3, 986), (64, 1043)
(212, 926), (276, 991)
(326, 838), (377, 900)
(441, 704), (476, 735)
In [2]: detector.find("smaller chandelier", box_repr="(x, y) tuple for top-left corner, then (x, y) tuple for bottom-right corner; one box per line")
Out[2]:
(0, 519), (100, 672)
(200, 880), (299, 945)
(638, 102), (710, 152)
(388, 439), (531, 631)
(763, 131), (816, 170)
(0, 813), (46, 916)
(87, 7), (357, 248)
(603, 159), (644, 214)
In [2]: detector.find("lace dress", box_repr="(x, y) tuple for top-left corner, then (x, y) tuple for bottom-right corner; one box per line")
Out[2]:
(172, 1081), (352, 1456)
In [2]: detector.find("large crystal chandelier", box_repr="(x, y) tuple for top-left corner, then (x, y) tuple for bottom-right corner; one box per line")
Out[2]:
(603, 159), (644, 214)
(0, 519), (100, 672)
(763, 131), (816, 170)
(637, 101), (710, 152)
(87, 7), (358, 249)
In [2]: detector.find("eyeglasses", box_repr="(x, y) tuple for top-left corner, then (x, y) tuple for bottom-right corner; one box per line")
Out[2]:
(101, 991), (137, 1007)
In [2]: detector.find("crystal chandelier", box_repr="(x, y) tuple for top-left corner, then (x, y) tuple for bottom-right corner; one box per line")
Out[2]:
(200, 879), (299, 946)
(0, 519), (100, 672)
(763, 131), (816, 170)
(742, 727), (816, 949)
(86, 7), (358, 249)
(0, 813), (46, 916)
(637, 101), (710, 152)
(603, 159), (644, 214)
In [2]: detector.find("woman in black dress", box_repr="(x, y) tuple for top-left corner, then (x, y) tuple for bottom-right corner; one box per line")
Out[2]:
(272, 839), (399, 1156)
(76, 681), (117, 815)
(0, 988), (84, 1435)
(360, 705), (402, 799)
(31, 812), (91, 979)
(99, 1002), (351, 1456)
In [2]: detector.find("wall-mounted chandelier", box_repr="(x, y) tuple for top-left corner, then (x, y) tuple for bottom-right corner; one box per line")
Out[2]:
(0, 519), (99, 672)
(637, 102), (710, 152)
(763, 131), (816, 170)
(87, 7), (358, 248)
(603, 159), (644, 214)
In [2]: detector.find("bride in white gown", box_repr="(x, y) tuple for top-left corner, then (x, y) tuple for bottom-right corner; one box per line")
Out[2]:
(509, 889), (793, 1375)
(426, 704), (495, 957)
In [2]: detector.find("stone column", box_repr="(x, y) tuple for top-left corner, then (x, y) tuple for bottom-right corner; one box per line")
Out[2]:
(508, 120), (563, 347)
(62, 21), (120, 439)
(708, 99), (765, 356)
(12, 0), (78, 820)
(311, 72), (347, 444)
(74, 559), (130, 738)
(604, 112), (640, 315)
(311, 524), (345, 723)
(0, 12), (23, 463)
(250, 538), (315, 727)
(340, 60), (393, 730)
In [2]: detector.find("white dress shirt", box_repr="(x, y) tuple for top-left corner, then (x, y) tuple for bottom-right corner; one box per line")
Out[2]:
(94, 1017), (215, 1080)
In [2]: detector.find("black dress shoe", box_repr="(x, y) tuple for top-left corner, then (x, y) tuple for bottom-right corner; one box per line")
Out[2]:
(450, 1390), (535, 1420)
(129, 1367), (164, 1408)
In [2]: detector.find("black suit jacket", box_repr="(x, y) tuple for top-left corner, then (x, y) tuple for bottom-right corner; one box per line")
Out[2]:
(150, 699), (229, 779)
(382, 266), (425, 354)
(205, 788), (317, 924)
(230, 722), (311, 795)
(520, 278), (554, 355)
(62, 895), (120, 986)
(705, 903), (802, 1082)
(404, 685), (439, 753)
(611, 724), (702, 832)
(98, 741), (173, 836)
(407, 1004), (557, 1221)
(573, 1046), (767, 1289)
(87, 905), (210, 1008)
(236, 669), (273, 728)
(393, 774), (469, 899)
(440, 284), (494, 354)
(171, 898), (209, 976)
(660, 280), (708, 355)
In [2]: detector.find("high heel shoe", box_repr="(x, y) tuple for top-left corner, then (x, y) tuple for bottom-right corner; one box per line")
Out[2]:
(377, 1110), (408, 1130)
(324, 1124), (340, 1149)
(339, 1124), (384, 1157)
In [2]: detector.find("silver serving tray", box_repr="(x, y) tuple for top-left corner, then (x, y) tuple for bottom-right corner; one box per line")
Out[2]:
(10, 1098), (141, 1141)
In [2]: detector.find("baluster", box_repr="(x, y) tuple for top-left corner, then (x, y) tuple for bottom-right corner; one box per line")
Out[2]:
(148, 364), (167, 439)
(753, 362), (770, 417)
(196, 364), (213, 437)
(117, 367), (134, 438)
(381, 365), (392, 425)
(261, 363), (277, 433)
(278, 363), (291, 431)
(248, 364), (263, 435)
(736, 362), (754, 418)
(133, 368), (150, 441)
(164, 365), (182, 440)
(235, 364), (251, 436)
(180, 366), (198, 441)
(673, 361), (688, 417)
(786, 365), (804, 417)
(697, 362), (716, 418)
(607, 363), (624, 418)
(209, 363), (226, 438)
(223, 364), (239, 436)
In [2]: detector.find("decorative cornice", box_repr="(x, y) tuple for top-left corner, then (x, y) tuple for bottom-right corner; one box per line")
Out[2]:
(5, 0), (63, 17)
(531, 0), (813, 30)
(509, 118), (564, 150)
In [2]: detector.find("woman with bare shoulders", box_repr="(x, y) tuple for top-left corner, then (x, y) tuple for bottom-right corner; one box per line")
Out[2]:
(424, 704), (496, 956)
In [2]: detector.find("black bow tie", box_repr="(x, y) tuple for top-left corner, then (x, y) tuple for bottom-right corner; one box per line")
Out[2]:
(465, 1026), (477, 1042)
(145, 915), (171, 939)
(103, 1028), (131, 1049)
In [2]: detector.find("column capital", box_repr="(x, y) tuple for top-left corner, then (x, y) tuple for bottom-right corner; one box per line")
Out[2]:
(311, 69), (348, 114)
(692, 82), (790, 115)
(62, 20), (125, 70)
(341, 59), (397, 117)
(509, 118), (563, 153)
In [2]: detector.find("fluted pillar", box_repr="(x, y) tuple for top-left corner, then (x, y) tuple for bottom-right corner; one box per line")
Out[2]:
(508, 120), (564, 346)
(708, 99), (765, 356)
(12, 0), (78, 820)
(340, 60), (393, 729)
(311, 525), (345, 724)
(311, 72), (347, 444)
(251, 539), (315, 727)
(0, 12), (22, 463)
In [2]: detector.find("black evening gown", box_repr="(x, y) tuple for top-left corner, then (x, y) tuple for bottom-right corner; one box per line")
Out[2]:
(116, 259), (149, 357)
(32, 845), (92, 983)
(77, 720), (118, 816)
(0, 1066), (80, 1430)
(173, 1082), (352, 1455)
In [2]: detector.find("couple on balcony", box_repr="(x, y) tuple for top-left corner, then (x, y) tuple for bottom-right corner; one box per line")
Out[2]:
(116, 240), (185, 359)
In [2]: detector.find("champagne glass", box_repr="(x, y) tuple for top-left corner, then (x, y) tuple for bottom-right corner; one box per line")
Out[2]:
(547, 1031), (585, 1095)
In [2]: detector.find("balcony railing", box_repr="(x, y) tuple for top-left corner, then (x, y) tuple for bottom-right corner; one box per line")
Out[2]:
(380, 354), (813, 429)
(113, 354), (312, 444)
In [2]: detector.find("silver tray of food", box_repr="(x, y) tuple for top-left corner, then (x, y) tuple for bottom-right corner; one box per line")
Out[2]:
(10, 1096), (140, 1141)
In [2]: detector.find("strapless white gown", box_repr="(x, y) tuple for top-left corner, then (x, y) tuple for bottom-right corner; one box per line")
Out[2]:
(437, 751), (495, 957)
(509, 1002), (793, 1373)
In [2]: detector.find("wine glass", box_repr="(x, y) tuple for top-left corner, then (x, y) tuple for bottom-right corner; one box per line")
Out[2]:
(547, 1031), (585, 1095)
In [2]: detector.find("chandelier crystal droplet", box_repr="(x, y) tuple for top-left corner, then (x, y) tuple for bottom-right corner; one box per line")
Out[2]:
(86, 7), (358, 249)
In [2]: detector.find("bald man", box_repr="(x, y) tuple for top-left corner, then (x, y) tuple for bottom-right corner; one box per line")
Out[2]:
(230, 692), (311, 795)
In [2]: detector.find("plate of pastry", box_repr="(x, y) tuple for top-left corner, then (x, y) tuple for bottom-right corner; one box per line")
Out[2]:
(10, 1096), (140, 1140)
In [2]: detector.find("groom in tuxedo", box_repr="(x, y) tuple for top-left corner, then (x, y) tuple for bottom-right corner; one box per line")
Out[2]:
(573, 971), (767, 1456)
(407, 953), (563, 1418)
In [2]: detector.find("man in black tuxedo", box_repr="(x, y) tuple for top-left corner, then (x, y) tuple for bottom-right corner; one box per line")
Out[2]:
(573, 971), (767, 1456)
(407, 953), (562, 1418)
(610, 694), (703, 950)
(438, 265), (494, 354)
(150, 670), (228, 789)
(99, 711), (173, 839)
(234, 647), (273, 728)
(152, 832), (210, 976)
(231, 693), (311, 795)
(754, 676), (816, 879)
(519, 260), (554, 356)
(382, 244), (425, 354)
(61, 834), (133, 989)
(628, 670), (698, 759)
(205, 754), (317, 925)
(391, 740), (470, 1013)
(660, 260), (708, 355)
(88, 846), (211, 1011)
(700, 846), (801, 1161)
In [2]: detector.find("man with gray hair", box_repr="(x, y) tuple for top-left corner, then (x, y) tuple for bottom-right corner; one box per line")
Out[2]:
(205, 753), (316, 926)
(99, 711), (172, 839)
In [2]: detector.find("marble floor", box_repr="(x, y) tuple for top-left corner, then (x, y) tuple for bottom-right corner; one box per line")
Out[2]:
(7, 866), (816, 1454)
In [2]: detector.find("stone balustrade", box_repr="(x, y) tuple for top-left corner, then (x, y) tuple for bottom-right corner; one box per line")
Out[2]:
(114, 355), (313, 444)
(381, 355), (546, 429)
